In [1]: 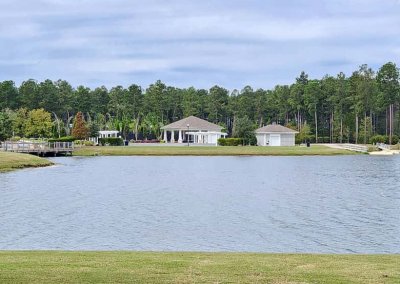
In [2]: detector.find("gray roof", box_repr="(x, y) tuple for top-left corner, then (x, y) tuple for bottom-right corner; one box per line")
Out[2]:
(161, 116), (223, 131)
(255, 124), (298, 134)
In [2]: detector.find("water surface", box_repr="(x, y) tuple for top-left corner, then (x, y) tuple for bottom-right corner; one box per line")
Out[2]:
(0, 155), (399, 253)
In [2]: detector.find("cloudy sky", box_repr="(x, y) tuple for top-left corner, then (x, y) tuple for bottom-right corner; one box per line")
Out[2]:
(1, 0), (400, 90)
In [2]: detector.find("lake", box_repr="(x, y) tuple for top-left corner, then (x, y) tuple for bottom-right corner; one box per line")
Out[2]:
(0, 155), (399, 253)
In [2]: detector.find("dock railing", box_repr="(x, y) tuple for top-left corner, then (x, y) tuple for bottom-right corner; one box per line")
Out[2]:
(2, 141), (74, 155)
(339, 143), (368, 153)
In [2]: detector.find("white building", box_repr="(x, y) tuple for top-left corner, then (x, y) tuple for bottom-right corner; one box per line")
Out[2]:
(255, 124), (298, 146)
(98, 130), (120, 138)
(89, 130), (120, 145)
(161, 116), (227, 146)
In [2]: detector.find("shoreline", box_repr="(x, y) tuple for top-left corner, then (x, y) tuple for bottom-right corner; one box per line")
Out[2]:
(0, 251), (398, 283)
(0, 151), (54, 173)
(72, 145), (359, 157)
(0, 145), (361, 172)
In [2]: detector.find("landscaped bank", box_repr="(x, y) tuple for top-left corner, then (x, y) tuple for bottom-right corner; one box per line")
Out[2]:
(0, 252), (398, 283)
(73, 145), (357, 156)
(0, 152), (53, 172)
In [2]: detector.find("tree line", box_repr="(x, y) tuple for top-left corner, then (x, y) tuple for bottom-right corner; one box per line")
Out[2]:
(0, 62), (399, 144)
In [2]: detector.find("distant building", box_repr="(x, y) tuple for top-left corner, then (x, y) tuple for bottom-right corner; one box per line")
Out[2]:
(90, 130), (120, 145)
(255, 124), (298, 146)
(161, 116), (227, 145)
(98, 130), (120, 138)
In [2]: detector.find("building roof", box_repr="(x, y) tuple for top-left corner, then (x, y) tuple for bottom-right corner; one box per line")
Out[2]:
(99, 130), (119, 134)
(255, 124), (298, 134)
(161, 116), (223, 131)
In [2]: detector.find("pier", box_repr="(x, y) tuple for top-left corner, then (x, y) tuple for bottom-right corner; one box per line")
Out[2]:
(1, 141), (74, 156)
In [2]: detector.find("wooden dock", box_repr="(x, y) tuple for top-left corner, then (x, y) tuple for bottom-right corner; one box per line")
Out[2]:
(1, 141), (74, 156)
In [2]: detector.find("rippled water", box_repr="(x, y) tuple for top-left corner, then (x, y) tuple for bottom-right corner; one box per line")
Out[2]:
(0, 155), (399, 253)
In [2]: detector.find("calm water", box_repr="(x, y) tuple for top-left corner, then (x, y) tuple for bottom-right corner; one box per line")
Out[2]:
(0, 155), (399, 253)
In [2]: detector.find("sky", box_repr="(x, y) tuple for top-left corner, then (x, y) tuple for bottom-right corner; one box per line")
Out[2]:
(1, 0), (400, 90)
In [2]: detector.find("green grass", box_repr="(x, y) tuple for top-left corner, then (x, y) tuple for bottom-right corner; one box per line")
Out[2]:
(0, 252), (398, 283)
(73, 145), (357, 156)
(0, 151), (53, 172)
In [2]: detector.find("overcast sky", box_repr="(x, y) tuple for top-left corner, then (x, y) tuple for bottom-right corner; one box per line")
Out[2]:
(1, 0), (400, 90)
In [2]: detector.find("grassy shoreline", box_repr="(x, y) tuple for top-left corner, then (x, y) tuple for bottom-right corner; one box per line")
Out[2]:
(0, 251), (398, 283)
(0, 151), (53, 172)
(73, 145), (357, 156)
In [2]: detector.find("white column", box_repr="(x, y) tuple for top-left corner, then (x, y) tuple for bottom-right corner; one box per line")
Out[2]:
(163, 130), (167, 142)
(171, 131), (175, 143)
(178, 130), (183, 143)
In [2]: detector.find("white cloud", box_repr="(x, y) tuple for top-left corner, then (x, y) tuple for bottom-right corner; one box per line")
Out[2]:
(0, 0), (399, 89)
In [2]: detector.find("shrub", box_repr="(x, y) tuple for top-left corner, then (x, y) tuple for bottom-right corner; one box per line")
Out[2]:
(99, 137), (124, 146)
(84, 140), (95, 146)
(369, 135), (399, 145)
(245, 136), (257, 146)
(370, 135), (387, 144)
(10, 136), (21, 142)
(48, 136), (76, 142)
(218, 138), (243, 146)
(391, 135), (399, 145)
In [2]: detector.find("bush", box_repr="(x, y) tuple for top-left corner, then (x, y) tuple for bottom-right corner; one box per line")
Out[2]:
(369, 135), (399, 145)
(99, 137), (124, 146)
(391, 135), (399, 145)
(370, 135), (387, 144)
(245, 135), (257, 146)
(48, 136), (76, 142)
(218, 138), (243, 146)
(84, 140), (95, 146)
(10, 136), (21, 142)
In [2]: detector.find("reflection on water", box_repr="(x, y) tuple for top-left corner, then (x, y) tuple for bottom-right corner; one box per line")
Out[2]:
(0, 155), (399, 253)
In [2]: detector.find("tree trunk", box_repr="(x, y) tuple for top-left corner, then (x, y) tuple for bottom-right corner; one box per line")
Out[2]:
(331, 111), (334, 143)
(364, 112), (367, 145)
(386, 107), (388, 136)
(389, 104), (393, 145)
(340, 117), (343, 144)
(355, 115), (359, 144)
(314, 109), (318, 144)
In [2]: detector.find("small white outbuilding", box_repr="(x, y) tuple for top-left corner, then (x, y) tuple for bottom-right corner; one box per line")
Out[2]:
(255, 124), (298, 146)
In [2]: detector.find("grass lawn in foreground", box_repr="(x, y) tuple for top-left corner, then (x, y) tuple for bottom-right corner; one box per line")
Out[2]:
(0, 252), (398, 283)
(0, 151), (53, 172)
(73, 145), (357, 156)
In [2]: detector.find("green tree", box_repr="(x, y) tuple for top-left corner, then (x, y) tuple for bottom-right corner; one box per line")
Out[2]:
(0, 112), (12, 140)
(25, 109), (53, 138)
(9, 108), (29, 137)
(304, 80), (321, 143)
(377, 62), (400, 144)
(289, 72), (308, 131)
(0, 80), (19, 110)
(232, 116), (256, 145)
(19, 79), (40, 109)
(207, 85), (229, 124)
(144, 80), (166, 121)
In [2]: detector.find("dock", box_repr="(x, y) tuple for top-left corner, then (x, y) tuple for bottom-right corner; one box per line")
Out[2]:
(322, 143), (368, 153)
(1, 141), (74, 156)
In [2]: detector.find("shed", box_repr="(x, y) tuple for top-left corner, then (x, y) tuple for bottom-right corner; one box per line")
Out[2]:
(255, 124), (298, 146)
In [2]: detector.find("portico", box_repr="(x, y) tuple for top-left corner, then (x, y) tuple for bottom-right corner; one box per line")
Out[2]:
(161, 116), (227, 146)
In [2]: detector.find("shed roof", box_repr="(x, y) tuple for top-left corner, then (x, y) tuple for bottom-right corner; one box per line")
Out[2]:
(161, 116), (223, 131)
(255, 124), (298, 134)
